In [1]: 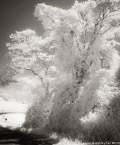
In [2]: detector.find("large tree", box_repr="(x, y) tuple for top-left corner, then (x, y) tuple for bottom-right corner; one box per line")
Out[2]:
(8, 0), (120, 97)
(7, 29), (58, 98)
(7, 0), (120, 140)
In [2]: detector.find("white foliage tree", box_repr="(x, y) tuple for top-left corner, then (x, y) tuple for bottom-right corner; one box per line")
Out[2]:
(34, 0), (120, 135)
(7, 0), (120, 139)
(7, 29), (58, 98)
(34, 0), (120, 95)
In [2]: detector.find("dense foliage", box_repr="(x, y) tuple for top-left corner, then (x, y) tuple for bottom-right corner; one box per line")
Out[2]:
(7, 0), (120, 142)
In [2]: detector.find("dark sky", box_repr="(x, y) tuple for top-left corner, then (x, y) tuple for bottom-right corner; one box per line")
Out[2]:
(0, 0), (75, 54)
(0, 0), (84, 68)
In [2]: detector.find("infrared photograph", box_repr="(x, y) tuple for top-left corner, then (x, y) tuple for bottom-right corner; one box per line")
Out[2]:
(0, 0), (120, 145)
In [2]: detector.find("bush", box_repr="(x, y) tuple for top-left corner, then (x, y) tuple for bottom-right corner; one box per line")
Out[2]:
(79, 84), (120, 142)
(24, 67), (120, 142)
(49, 69), (120, 142)
(23, 94), (53, 136)
(48, 80), (77, 134)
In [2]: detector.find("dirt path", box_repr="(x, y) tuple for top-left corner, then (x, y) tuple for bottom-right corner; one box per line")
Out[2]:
(0, 127), (57, 145)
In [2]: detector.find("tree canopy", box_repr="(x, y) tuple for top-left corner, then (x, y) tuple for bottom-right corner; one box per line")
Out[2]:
(7, 0), (120, 84)
(6, 0), (120, 141)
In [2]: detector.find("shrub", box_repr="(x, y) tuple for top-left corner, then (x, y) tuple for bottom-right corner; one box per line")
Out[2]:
(48, 79), (77, 134)
(23, 94), (53, 136)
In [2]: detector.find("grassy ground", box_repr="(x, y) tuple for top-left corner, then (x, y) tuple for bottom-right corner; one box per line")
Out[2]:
(53, 138), (88, 145)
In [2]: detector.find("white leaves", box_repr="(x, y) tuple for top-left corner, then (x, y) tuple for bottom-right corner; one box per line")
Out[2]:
(6, 0), (120, 135)
(7, 0), (120, 108)
(34, 3), (65, 31)
(33, 0), (120, 85)
(10, 29), (36, 42)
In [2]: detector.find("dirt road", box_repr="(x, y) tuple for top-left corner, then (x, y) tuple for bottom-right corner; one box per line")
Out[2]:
(0, 127), (56, 145)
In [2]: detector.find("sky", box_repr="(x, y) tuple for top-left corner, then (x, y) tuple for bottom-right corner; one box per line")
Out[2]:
(0, 0), (79, 66)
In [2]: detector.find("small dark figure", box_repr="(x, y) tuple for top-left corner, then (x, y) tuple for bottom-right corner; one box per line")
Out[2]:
(5, 118), (7, 122)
